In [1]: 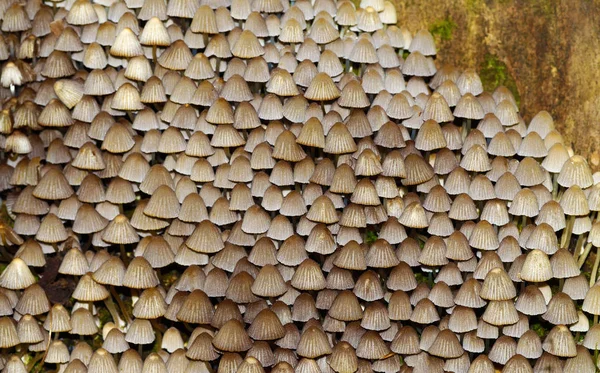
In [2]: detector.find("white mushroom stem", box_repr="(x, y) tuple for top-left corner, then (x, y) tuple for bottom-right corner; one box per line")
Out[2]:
(104, 297), (125, 328)
(592, 248), (600, 288)
(462, 118), (472, 140)
(561, 215), (575, 249)
(579, 243), (594, 268)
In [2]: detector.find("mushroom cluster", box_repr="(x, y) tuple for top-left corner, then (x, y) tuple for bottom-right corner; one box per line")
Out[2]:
(0, 0), (599, 372)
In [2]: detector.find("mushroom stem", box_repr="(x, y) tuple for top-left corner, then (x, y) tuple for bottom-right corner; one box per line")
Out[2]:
(558, 278), (564, 291)
(126, 110), (135, 123)
(561, 215), (575, 249)
(51, 242), (59, 255)
(551, 173), (559, 200)
(590, 247), (600, 287)
(26, 352), (44, 372)
(341, 26), (348, 38)
(462, 118), (471, 140)
(120, 243), (129, 265)
(151, 318), (166, 333)
(573, 234), (586, 263)
(104, 297), (124, 327)
(150, 318), (166, 350)
(424, 151), (431, 164)
(578, 243), (593, 268)
(110, 286), (132, 324)
(0, 231), (12, 259)
(417, 234), (429, 243)
(40, 331), (52, 367)
(152, 45), (157, 65)
(512, 215), (520, 228)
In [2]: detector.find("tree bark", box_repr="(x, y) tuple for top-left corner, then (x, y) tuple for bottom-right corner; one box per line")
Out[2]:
(395, 0), (600, 170)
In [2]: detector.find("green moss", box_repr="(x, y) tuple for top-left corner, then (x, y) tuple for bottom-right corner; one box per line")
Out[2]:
(535, 0), (554, 16)
(429, 17), (457, 42)
(531, 323), (548, 338)
(415, 273), (434, 288)
(29, 360), (45, 373)
(98, 306), (112, 325)
(162, 269), (180, 288)
(0, 202), (13, 227)
(92, 334), (104, 350)
(479, 53), (521, 107)
(465, 0), (481, 11)
(365, 230), (378, 244)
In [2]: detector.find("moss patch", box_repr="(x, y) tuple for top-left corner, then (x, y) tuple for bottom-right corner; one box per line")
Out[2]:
(415, 272), (434, 288)
(365, 230), (378, 244)
(531, 322), (548, 338)
(0, 202), (12, 227)
(98, 307), (112, 325)
(479, 53), (521, 107)
(429, 17), (457, 42)
(465, 0), (481, 12)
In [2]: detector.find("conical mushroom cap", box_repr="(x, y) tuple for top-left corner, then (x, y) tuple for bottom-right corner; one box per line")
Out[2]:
(186, 220), (225, 253)
(102, 214), (139, 244)
(297, 325), (332, 358)
(231, 30), (264, 59)
(213, 320), (253, 351)
(33, 168), (74, 200)
(305, 72), (341, 101)
(0, 258), (36, 290)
